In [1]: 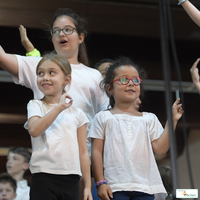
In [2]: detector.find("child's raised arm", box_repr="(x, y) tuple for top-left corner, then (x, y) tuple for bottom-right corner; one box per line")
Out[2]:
(0, 45), (18, 77)
(178, 0), (200, 27)
(152, 98), (183, 155)
(77, 125), (93, 200)
(190, 58), (200, 93)
(28, 94), (73, 138)
(91, 138), (113, 200)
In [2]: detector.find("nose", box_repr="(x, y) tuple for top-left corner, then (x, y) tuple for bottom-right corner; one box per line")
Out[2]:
(43, 73), (50, 80)
(59, 29), (65, 36)
(128, 79), (134, 86)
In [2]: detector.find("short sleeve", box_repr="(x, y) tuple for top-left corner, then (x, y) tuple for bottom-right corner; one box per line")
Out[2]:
(77, 108), (90, 128)
(24, 100), (43, 129)
(88, 111), (105, 140)
(12, 55), (43, 99)
(148, 113), (164, 142)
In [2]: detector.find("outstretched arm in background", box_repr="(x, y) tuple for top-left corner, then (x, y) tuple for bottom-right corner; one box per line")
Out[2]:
(190, 58), (200, 93)
(0, 45), (18, 77)
(178, 0), (200, 27)
(152, 98), (183, 156)
(19, 25), (35, 53)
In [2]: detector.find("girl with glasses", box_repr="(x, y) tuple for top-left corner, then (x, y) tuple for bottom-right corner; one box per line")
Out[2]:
(88, 56), (183, 200)
(0, 8), (108, 199)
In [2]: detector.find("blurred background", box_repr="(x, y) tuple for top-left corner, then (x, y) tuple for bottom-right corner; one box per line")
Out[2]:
(0, 0), (200, 191)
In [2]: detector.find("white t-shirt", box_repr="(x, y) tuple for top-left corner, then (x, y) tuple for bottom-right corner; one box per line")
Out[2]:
(15, 179), (30, 200)
(13, 55), (109, 156)
(88, 111), (167, 199)
(24, 100), (89, 175)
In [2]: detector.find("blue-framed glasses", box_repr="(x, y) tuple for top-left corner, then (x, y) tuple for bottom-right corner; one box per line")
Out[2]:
(110, 76), (142, 86)
(51, 25), (77, 36)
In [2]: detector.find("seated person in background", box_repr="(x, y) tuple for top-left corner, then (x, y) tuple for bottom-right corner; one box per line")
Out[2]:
(0, 173), (17, 200)
(6, 147), (31, 200)
(94, 58), (113, 78)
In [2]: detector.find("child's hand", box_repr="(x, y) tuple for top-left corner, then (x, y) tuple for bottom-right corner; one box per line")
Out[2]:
(190, 58), (200, 85)
(83, 187), (93, 200)
(58, 93), (73, 110)
(97, 184), (113, 200)
(172, 98), (183, 121)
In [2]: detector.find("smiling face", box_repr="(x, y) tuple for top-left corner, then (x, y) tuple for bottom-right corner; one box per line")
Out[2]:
(51, 16), (84, 63)
(0, 182), (16, 200)
(107, 65), (140, 106)
(37, 60), (70, 102)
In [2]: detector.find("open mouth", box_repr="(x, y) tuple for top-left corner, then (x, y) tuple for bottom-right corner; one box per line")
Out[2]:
(60, 39), (67, 45)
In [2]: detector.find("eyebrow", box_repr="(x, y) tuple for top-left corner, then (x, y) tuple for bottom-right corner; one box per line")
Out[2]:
(52, 25), (72, 30)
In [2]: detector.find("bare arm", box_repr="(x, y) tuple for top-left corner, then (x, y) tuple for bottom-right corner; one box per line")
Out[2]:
(190, 58), (200, 93)
(179, 0), (200, 27)
(91, 138), (113, 200)
(0, 45), (18, 77)
(28, 94), (73, 138)
(77, 125), (92, 200)
(152, 98), (183, 155)
(19, 25), (35, 53)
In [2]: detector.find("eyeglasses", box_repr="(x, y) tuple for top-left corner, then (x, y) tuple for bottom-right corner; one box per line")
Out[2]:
(110, 76), (142, 86)
(51, 26), (77, 36)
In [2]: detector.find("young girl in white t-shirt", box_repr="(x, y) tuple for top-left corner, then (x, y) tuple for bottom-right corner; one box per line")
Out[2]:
(89, 56), (183, 200)
(24, 52), (92, 200)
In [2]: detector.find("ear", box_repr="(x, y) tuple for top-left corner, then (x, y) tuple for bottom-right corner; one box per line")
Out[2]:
(64, 74), (71, 86)
(13, 192), (17, 199)
(78, 33), (85, 44)
(23, 162), (29, 171)
(106, 84), (114, 95)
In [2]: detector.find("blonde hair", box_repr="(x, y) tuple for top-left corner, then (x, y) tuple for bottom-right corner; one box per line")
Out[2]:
(36, 52), (71, 106)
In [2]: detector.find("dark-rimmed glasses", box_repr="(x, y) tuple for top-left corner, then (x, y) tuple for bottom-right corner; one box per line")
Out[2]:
(51, 25), (77, 36)
(110, 76), (142, 86)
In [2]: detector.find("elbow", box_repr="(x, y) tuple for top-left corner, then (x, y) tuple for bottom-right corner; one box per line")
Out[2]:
(154, 149), (168, 156)
(28, 127), (40, 138)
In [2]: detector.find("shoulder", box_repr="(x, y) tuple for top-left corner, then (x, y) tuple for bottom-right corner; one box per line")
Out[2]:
(27, 99), (43, 108)
(142, 112), (161, 125)
(15, 54), (42, 63)
(94, 110), (110, 120)
(80, 63), (102, 77)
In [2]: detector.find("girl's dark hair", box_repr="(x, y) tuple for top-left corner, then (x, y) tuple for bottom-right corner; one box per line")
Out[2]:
(94, 58), (114, 70)
(100, 56), (147, 108)
(47, 8), (89, 66)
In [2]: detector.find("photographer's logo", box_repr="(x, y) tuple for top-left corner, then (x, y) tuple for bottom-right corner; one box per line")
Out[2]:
(176, 189), (198, 198)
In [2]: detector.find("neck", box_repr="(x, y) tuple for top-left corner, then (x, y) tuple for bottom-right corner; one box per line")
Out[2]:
(113, 102), (137, 113)
(43, 95), (60, 104)
(12, 172), (24, 182)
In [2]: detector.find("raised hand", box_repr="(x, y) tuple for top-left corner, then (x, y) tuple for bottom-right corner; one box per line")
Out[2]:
(58, 93), (73, 110)
(172, 98), (183, 122)
(190, 58), (200, 84)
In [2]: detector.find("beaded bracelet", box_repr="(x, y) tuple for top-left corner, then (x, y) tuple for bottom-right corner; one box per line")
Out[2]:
(96, 180), (107, 188)
(178, 0), (188, 6)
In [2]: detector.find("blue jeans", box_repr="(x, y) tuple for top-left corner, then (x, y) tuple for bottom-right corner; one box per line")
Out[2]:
(112, 191), (154, 200)
(92, 181), (100, 200)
